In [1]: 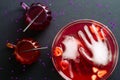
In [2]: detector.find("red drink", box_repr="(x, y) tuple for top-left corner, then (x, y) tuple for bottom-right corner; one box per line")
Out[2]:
(21, 2), (52, 31)
(7, 38), (40, 64)
(52, 19), (119, 80)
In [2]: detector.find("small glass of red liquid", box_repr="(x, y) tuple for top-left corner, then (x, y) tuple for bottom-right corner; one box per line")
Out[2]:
(7, 38), (40, 64)
(21, 2), (52, 31)
(52, 19), (119, 80)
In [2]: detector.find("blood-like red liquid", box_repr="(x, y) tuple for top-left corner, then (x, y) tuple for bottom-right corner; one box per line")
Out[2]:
(25, 3), (52, 30)
(15, 39), (40, 64)
(52, 20), (119, 80)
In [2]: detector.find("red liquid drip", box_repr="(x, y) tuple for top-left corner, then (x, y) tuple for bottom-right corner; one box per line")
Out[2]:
(52, 20), (118, 80)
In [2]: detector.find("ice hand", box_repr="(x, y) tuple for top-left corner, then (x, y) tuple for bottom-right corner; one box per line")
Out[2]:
(62, 36), (80, 63)
(78, 25), (112, 66)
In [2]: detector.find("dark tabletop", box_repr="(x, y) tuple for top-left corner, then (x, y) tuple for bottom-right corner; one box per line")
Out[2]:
(0, 0), (120, 80)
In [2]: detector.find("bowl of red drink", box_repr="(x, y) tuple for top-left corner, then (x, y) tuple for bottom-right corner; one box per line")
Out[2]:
(7, 38), (40, 64)
(52, 19), (119, 80)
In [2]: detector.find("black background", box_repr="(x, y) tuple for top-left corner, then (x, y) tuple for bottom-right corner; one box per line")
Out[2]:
(0, 0), (120, 80)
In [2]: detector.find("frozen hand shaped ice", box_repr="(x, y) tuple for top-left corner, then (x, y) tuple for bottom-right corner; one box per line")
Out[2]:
(78, 25), (112, 66)
(62, 36), (80, 62)
(61, 36), (80, 78)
